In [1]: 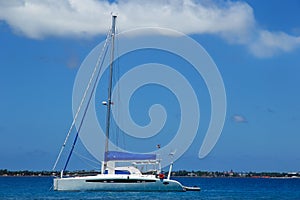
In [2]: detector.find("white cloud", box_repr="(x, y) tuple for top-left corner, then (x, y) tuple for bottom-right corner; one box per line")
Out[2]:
(249, 30), (300, 57)
(232, 115), (247, 123)
(0, 0), (299, 57)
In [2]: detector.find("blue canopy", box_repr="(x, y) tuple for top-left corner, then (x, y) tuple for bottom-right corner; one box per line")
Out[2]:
(105, 151), (156, 161)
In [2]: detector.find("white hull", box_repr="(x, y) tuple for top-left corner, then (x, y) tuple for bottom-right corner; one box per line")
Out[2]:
(53, 174), (185, 191)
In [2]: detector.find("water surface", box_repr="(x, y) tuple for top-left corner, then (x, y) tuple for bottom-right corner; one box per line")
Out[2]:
(0, 176), (299, 199)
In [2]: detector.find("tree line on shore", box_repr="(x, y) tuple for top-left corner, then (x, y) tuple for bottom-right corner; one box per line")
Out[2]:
(1, 169), (299, 178)
(170, 170), (300, 178)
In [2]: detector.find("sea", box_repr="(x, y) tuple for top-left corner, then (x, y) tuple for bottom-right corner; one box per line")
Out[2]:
(1, 176), (300, 199)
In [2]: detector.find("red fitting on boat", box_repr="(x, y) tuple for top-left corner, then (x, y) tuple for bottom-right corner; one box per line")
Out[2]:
(159, 174), (165, 179)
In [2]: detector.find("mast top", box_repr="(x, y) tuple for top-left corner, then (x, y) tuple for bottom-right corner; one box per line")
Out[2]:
(111, 14), (117, 34)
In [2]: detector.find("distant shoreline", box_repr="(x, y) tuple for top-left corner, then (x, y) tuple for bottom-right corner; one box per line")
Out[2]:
(1, 169), (299, 178)
(1, 175), (300, 179)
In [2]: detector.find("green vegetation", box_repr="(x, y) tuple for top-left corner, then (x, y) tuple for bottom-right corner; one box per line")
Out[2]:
(0, 169), (55, 176)
(169, 170), (300, 178)
(1, 169), (299, 178)
(0, 169), (99, 177)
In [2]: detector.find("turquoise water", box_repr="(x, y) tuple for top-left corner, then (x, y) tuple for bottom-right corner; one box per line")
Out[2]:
(1, 176), (300, 199)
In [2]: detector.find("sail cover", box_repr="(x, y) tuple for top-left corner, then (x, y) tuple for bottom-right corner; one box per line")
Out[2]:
(105, 151), (156, 161)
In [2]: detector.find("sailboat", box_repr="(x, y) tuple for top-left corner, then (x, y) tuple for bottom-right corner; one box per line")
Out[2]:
(53, 15), (200, 192)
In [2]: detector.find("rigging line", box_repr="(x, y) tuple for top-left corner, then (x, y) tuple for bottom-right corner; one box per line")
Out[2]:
(73, 151), (101, 169)
(113, 28), (123, 149)
(62, 34), (111, 172)
(52, 29), (112, 171)
(114, 26), (120, 147)
(73, 150), (101, 165)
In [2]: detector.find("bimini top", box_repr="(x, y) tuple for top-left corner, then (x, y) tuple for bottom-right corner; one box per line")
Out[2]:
(105, 151), (156, 161)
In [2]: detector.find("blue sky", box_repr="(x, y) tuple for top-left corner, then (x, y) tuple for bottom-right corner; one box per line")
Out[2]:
(0, 0), (300, 172)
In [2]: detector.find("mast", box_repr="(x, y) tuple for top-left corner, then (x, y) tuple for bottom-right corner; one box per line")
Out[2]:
(103, 15), (117, 170)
